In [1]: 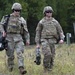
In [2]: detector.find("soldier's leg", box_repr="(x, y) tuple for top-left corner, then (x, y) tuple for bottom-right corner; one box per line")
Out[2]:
(41, 39), (52, 70)
(15, 41), (27, 74)
(50, 44), (55, 69)
(6, 41), (15, 72)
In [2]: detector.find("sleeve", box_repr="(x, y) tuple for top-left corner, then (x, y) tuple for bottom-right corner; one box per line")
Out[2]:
(0, 16), (6, 32)
(35, 22), (43, 44)
(55, 21), (65, 40)
(21, 17), (30, 42)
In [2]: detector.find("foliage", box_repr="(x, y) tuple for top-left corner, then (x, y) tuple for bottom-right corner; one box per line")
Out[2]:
(67, 1), (75, 36)
(68, 2), (75, 22)
(0, 0), (7, 18)
(0, 44), (75, 75)
(26, 0), (46, 44)
(0, 0), (75, 44)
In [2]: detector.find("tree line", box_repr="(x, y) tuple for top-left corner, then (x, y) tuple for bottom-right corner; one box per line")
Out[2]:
(0, 0), (75, 44)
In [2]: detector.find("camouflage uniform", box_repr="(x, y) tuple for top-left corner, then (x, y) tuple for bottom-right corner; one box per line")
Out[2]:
(35, 6), (64, 71)
(0, 3), (30, 74)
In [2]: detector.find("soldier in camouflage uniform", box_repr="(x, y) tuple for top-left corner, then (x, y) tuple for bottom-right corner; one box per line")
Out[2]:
(0, 3), (30, 74)
(35, 6), (65, 71)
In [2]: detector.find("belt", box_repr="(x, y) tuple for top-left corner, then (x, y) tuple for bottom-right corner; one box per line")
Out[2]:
(7, 32), (20, 34)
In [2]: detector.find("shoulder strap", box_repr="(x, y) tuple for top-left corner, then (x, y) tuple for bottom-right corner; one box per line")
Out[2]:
(3, 14), (10, 32)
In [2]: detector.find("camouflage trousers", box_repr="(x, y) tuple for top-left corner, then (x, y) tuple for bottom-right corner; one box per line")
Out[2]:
(41, 39), (55, 69)
(6, 39), (25, 69)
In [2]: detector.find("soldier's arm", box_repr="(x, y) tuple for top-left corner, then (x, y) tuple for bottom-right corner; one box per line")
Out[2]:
(55, 21), (65, 41)
(35, 22), (43, 45)
(0, 16), (5, 32)
(21, 17), (30, 45)
(0, 16), (6, 37)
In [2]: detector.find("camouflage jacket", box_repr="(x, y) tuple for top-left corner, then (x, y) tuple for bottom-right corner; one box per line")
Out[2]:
(35, 17), (64, 44)
(0, 14), (30, 42)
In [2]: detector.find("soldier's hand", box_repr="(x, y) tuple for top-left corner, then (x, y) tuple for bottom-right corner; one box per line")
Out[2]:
(59, 39), (64, 44)
(26, 41), (30, 46)
(36, 44), (40, 48)
(2, 31), (6, 37)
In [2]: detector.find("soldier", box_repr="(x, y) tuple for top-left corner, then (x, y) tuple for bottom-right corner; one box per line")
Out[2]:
(0, 2), (30, 74)
(35, 6), (65, 72)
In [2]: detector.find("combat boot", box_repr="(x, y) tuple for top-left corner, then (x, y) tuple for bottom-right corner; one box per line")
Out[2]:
(49, 58), (54, 70)
(19, 66), (27, 75)
(43, 63), (53, 73)
(43, 67), (52, 73)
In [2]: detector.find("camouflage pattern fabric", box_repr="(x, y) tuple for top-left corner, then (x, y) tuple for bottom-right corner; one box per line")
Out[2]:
(35, 17), (64, 44)
(35, 17), (64, 70)
(0, 14), (30, 68)
(41, 39), (55, 69)
(6, 34), (24, 67)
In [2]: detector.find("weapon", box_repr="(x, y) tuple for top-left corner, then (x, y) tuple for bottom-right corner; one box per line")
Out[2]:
(20, 24), (26, 44)
(0, 32), (8, 51)
(0, 15), (10, 51)
(3, 15), (10, 32)
(34, 47), (41, 65)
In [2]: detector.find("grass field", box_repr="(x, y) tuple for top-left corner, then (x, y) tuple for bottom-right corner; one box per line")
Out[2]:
(0, 43), (75, 75)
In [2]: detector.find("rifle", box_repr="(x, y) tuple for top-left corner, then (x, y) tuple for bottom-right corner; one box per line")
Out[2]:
(0, 15), (10, 51)
(20, 24), (26, 44)
(34, 47), (41, 65)
(0, 32), (8, 51)
(3, 15), (10, 32)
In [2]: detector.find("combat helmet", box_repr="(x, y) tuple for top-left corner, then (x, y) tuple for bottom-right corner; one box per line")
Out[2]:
(12, 3), (22, 10)
(43, 6), (53, 14)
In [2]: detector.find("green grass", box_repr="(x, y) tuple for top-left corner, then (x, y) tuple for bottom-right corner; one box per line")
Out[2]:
(0, 44), (75, 75)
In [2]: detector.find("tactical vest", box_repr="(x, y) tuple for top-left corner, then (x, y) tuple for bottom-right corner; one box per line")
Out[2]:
(41, 19), (58, 39)
(7, 15), (22, 33)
